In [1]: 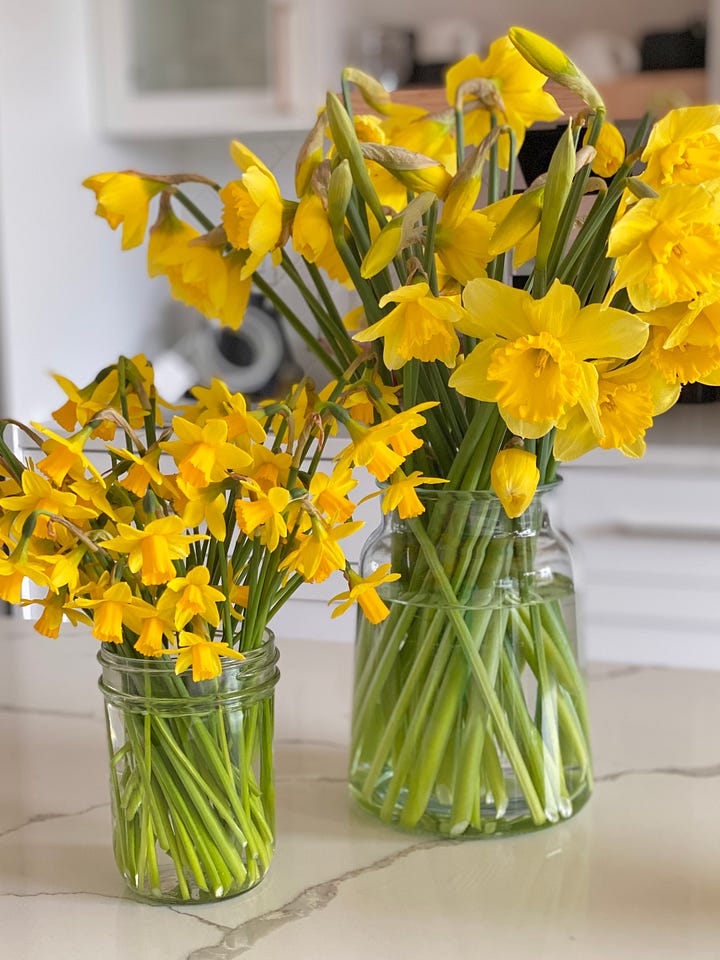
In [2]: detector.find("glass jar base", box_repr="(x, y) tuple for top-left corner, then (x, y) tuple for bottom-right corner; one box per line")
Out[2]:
(122, 860), (271, 906)
(349, 776), (592, 839)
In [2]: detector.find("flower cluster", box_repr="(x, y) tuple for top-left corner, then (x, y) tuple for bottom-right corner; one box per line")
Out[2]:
(4, 26), (720, 672)
(82, 28), (720, 519)
(0, 358), (446, 677)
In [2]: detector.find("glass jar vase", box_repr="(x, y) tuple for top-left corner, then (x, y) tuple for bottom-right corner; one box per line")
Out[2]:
(349, 486), (592, 837)
(98, 630), (280, 903)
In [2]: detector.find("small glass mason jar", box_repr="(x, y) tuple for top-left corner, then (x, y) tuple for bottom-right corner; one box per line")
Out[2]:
(349, 485), (592, 838)
(98, 630), (280, 904)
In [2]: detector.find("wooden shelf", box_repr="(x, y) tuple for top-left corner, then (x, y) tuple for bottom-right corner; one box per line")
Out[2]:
(354, 69), (707, 123)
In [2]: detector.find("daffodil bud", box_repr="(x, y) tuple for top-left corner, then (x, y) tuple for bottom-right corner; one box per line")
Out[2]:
(508, 26), (605, 113)
(359, 142), (451, 197)
(295, 110), (326, 197)
(360, 192), (434, 278)
(326, 92), (385, 222)
(442, 128), (503, 229)
(490, 447), (540, 518)
(342, 67), (392, 114)
(327, 160), (354, 236)
(487, 187), (544, 257)
(535, 121), (575, 271)
(626, 178), (660, 200)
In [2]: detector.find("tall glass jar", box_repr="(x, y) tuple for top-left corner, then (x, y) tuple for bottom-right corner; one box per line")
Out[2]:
(349, 486), (592, 837)
(98, 630), (279, 903)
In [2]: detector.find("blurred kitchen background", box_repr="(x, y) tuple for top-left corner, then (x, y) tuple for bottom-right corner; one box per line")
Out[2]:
(0, 0), (717, 422)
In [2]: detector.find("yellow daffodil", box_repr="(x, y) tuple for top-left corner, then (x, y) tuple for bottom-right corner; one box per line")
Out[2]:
(235, 484), (291, 552)
(156, 566), (225, 631)
(554, 355), (680, 460)
(292, 192), (352, 287)
(435, 210), (495, 286)
(449, 278), (648, 438)
(176, 478), (228, 542)
(607, 181), (720, 311)
(337, 403), (437, 481)
(0, 470), (96, 539)
(75, 580), (136, 644)
(148, 206), (253, 328)
(188, 378), (267, 444)
(33, 424), (105, 487)
(353, 282), (462, 369)
(329, 564), (401, 623)
(490, 448), (540, 518)
(381, 472), (446, 519)
(309, 469), (357, 523)
(585, 121), (625, 178)
(166, 629), (245, 682)
(82, 171), (169, 249)
(220, 141), (291, 277)
(161, 416), (253, 488)
(102, 516), (207, 586)
(642, 306), (720, 386)
(133, 612), (176, 658)
(446, 37), (562, 166)
(279, 519), (363, 583)
(640, 105), (720, 189)
(0, 553), (47, 604)
(106, 445), (165, 499)
(33, 591), (91, 639)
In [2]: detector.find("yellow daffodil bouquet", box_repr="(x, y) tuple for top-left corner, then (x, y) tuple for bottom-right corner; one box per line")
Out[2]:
(4, 19), (719, 866)
(0, 354), (434, 899)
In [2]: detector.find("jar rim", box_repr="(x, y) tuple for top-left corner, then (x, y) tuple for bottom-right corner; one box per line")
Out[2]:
(384, 478), (562, 500)
(96, 627), (276, 675)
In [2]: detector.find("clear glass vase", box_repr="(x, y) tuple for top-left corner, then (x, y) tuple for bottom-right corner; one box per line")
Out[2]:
(349, 486), (592, 838)
(98, 631), (279, 903)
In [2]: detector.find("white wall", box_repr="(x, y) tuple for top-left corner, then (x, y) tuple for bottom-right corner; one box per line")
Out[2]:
(0, 2), (193, 420)
(350, 0), (708, 54)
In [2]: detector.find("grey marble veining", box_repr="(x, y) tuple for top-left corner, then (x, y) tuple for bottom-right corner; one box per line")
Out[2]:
(2, 622), (719, 960)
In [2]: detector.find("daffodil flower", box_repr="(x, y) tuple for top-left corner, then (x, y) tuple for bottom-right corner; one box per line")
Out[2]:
(156, 566), (226, 631)
(446, 37), (562, 167)
(607, 181), (720, 311)
(449, 278), (649, 438)
(102, 516), (208, 586)
(353, 282), (463, 369)
(220, 141), (290, 277)
(381, 471), (447, 519)
(82, 171), (169, 249)
(166, 630), (245, 682)
(329, 564), (401, 624)
(640, 105), (720, 189)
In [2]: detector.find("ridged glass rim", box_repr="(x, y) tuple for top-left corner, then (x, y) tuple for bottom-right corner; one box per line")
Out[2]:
(96, 626), (276, 676)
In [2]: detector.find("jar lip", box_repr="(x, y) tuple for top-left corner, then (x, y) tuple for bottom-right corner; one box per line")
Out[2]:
(96, 627), (276, 673)
(380, 478), (562, 500)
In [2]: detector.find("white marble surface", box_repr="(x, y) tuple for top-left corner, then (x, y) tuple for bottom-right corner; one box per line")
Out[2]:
(1, 620), (719, 959)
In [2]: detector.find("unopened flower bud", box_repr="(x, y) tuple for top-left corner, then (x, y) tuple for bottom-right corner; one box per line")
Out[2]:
(508, 27), (605, 113)
(491, 447), (540, 518)
(327, 160), (353, 235)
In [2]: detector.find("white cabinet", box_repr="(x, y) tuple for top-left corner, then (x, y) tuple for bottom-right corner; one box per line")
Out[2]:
(91, 0), (344, 136)
(556, 404), (720, 669)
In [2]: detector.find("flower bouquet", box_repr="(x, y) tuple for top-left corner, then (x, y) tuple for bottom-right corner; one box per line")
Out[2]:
(0, 359), (432, 899)
(4, 23), (720, 858)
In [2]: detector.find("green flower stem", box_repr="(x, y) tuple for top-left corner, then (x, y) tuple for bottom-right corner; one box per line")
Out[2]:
(407, 517), (546, 824)
(173, 188), (217, 233)
(280, 254), (355, 368)
(251, 271), (345, 379)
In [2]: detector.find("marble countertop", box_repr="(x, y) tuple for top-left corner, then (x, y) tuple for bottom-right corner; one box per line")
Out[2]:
(1, 620), (719, 959)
